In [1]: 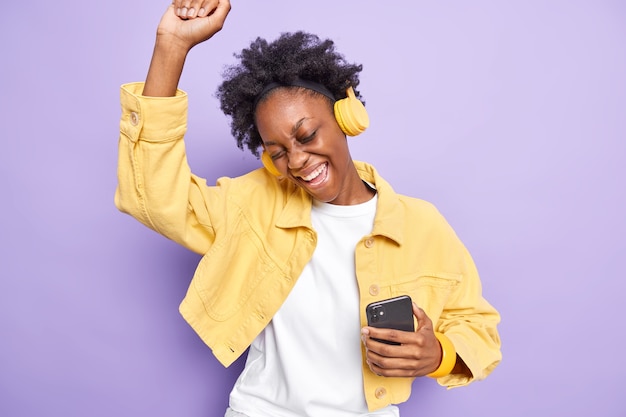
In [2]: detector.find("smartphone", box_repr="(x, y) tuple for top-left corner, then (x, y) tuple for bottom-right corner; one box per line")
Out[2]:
(365, 295), (415, 345)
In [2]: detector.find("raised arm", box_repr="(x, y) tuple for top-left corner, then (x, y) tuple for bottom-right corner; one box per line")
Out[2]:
(143, 0), (231, 97)
(115, 0), (232, 254)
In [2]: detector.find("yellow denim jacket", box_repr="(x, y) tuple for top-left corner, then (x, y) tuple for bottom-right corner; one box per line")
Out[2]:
(115, 82), (501, 411)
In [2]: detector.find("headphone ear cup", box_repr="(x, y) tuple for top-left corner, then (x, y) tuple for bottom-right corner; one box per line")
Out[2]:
(334, 86), (369, 136)
(261, 151), (282, 177)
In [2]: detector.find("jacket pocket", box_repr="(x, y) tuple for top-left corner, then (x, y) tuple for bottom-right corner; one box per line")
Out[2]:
(191, 222), (279, 322)
(390, 272), (462, 324)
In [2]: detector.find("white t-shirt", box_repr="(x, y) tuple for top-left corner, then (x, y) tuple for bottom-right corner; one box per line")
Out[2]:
(229, 193), (399, 417)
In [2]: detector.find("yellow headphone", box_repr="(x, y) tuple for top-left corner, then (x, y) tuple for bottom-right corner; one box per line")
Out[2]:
(334, 86), (370, 137)
(260, 84), (369, 176)
(261, 151), (283, 177)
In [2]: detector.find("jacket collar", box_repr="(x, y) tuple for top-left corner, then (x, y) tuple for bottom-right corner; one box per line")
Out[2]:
(354, 161), (405, 246)
(275, 161), (405, 246)
(275, 184), (314, 230)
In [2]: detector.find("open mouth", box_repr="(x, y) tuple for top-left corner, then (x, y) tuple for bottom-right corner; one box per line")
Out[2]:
(299, 162), (328, 186)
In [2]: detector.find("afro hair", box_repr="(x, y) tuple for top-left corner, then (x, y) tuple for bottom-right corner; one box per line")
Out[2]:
(216, 31), (364, 156)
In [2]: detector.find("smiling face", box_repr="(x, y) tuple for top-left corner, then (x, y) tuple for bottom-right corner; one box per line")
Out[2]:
(255, 88), (374, 205)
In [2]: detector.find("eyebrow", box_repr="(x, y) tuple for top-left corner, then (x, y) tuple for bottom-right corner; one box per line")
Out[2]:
(263, 117), (309, 147)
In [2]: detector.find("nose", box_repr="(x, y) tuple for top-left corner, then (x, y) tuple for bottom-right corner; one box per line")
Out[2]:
(287, 146), (309, 171)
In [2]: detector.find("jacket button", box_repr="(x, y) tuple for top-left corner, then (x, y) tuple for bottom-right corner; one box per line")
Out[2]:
(130, 111), (139, 126)
(369, 285), (380, 296)
(364, 237), (374, 248)
(375, 387), (387, 399)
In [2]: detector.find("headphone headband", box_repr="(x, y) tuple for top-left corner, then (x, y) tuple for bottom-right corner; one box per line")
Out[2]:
(253, 78), (336, 110)
(258, 80), (369, 176)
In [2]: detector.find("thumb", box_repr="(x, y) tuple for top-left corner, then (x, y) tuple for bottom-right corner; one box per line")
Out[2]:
(412, 302), (433, 331)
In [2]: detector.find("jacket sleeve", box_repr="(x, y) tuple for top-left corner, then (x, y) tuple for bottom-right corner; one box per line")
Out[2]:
(114, 82), (217, 255)
(436, 239), (502, 388)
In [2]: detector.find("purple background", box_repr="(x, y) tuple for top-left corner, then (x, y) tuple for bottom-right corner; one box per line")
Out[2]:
(1, 1), (625, 416)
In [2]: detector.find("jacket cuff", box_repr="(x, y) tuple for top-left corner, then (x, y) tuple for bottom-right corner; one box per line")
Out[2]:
(119, 82), (188, 144)
(436, 331), (501, 388)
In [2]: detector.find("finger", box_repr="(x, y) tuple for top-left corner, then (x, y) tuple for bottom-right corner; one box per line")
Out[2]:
(365, 349), (430, 378)
(363, 326), (416, 348)
(170, 0), (182, 17)
(206, 0), (231, 27)
(175, 0), (199, 18)
(196, 0), (218, 17)
(363, 330), (425, 362)
(413, 302), (432, 332)
(176, 0), (191, 18)
(183, 0), (216, 18)
(172, 0), (203, 18)
(367, 361), (424, 378)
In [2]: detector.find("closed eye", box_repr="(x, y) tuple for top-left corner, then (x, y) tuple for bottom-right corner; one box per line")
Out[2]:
(270, 149), (286, 160)
(298, 130), (317, 144)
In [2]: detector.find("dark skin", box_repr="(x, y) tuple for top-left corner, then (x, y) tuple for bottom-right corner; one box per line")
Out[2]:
(256, 91), (468, 377)
(255, 89), (374, 206)
(363, 303), (470, 377)
(143, 0), (230, 97)
(143, 0), (470, 379)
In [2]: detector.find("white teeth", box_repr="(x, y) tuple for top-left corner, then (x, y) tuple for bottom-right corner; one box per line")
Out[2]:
(301, 164), (325, 182)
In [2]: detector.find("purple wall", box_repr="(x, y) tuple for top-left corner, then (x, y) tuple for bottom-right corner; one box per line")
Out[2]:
(1, 1), (624, 416)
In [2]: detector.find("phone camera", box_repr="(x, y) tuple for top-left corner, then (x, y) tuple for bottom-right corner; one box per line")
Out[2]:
(370, 306), (385, 323)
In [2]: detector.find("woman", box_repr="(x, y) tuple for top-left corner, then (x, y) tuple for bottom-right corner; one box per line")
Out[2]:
(115, 1), (501, 416)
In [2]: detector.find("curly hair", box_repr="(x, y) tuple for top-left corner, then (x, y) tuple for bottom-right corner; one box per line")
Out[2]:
(216, 31), (364, 156)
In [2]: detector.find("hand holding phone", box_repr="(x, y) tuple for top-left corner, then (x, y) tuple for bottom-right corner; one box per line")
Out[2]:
(365, 295), (415, 345)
